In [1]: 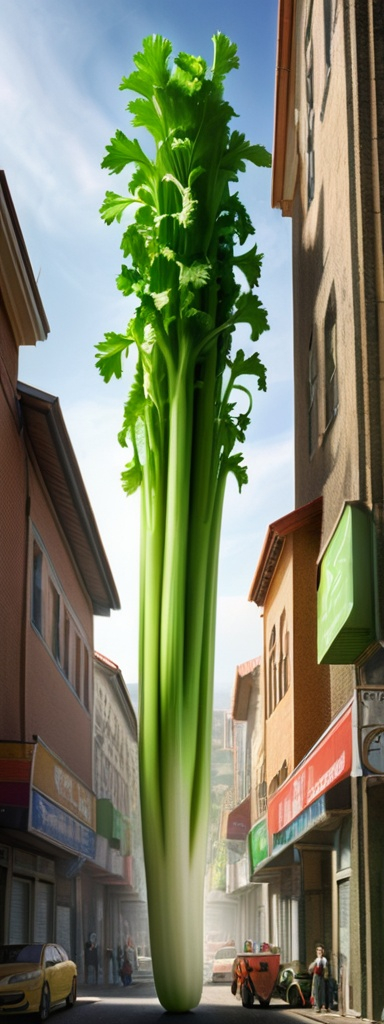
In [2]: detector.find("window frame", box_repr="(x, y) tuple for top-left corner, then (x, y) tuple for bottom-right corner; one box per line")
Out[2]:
(30, 528), (91, 710)
(32, 542), (43, 635)
(324, 286), (338, 434)
(308, 329), (318, 457)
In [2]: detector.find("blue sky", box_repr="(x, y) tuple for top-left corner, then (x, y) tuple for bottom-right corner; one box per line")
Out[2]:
(0, 0), (294, 701)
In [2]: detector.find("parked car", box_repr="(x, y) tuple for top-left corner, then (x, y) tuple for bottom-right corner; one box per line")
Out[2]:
(211, 946), (237, 983)
(0, 943), (77, 1020)
(276, 963), (312, 1007)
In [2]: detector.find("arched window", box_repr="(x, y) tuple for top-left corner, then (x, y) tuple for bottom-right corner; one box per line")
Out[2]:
(279, 611), (290, 698)
(324, 286), (338, 431)
(306, 38), (315, 206)
(268, 626), (276, 716)
(308, 330), (318, 457)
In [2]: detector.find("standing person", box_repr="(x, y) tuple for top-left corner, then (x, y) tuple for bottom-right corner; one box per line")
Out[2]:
(126, 937), (138, 976)
(115, 944), (123, 985)
(120, 952), (133, 986)
(309, 944), (328, 1012)
(84, 933), (98, 985)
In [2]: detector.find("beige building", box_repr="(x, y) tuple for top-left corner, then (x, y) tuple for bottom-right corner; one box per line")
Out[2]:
(226, 659), (269, 949)
(92, 652), (148, 971)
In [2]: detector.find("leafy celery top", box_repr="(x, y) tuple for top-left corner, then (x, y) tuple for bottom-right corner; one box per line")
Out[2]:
(97, 33), (270, 1012)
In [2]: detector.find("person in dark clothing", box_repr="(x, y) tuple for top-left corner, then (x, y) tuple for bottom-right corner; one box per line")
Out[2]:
(84, 933), (98, 984)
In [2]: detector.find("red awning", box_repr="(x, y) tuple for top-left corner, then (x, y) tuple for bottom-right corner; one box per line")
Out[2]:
(268, 702), (353, 836)
(227, 795), (251, 840)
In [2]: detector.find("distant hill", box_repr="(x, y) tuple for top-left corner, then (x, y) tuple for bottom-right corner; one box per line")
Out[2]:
(127, 682), (231, 714)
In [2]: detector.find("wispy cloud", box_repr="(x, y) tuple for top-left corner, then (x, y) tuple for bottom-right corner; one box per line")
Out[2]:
(0, 8), (110, 237)
(3, 0), (293, 699)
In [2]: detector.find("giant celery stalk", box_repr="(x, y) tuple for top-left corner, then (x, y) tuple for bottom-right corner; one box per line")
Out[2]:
(97, 33), (270, 1011)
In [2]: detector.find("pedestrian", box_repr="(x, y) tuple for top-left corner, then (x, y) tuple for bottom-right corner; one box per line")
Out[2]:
(120, 953), (133, 986)
(126, 936), (138, 974)
(309, 944), (328, 1012)
(84, 933), (98, 985)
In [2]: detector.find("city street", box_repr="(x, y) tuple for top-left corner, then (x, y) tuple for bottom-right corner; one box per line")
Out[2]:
(39, 980), (344, 1024)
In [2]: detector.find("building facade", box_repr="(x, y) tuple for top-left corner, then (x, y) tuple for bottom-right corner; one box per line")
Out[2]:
(246, 500), (340, 972)
(92, 652), (148, 977)
(226, 659), (269, 952)
(259, 1), (384, 1019)
(0, 171), (144, 980)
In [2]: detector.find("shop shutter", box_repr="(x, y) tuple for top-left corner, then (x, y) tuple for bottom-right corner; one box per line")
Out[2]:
(9, 878), (31, 942)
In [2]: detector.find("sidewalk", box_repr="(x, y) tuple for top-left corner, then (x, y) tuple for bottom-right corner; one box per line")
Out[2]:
(288, 1005), (375, 1024)
(77, 973), (155, 999)
(76, 981), (377, 1022)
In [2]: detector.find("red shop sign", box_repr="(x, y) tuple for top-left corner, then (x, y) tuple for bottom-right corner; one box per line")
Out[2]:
(268, 704), (352, 836)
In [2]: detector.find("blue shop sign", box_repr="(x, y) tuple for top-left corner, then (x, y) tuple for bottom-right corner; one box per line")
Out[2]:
(272, 795), (326, 851)
(31, 789), (96, 859)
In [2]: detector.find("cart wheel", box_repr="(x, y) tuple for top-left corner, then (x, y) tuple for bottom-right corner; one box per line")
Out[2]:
(258, 997), (270, 1008)
(288, 986), (302, 1008)
(241, 982), (254, 1008)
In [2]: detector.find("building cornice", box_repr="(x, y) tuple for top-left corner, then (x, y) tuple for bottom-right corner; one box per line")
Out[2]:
(271, 0), (296, 214)
(248, 496), (323, 606)
(0, 170), (49, 346)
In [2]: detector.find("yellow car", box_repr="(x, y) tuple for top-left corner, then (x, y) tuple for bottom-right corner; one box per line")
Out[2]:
(0, 943), (77, 1019)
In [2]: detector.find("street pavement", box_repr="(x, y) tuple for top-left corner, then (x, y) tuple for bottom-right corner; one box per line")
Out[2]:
(73, 977), (373, 1024)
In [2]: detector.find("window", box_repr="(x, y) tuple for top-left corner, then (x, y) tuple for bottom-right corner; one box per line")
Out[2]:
(279, 611), (289, 698)
(320, 0), (334, 120)
(269, 617), (290, 715)
(49, 580), (61, 663)
(268, 626), (276, 716)
(63, 610), (70, 679)
(30, 530), (91, 708)
(257, 779), (267, 817)
(324, 288), (338, 430)
(75, 635), (82, 698)
(308, 330), (318, 456)
(32, 543), (43, 634)
(324, 0), (333, 70)
(306, 40), (315, 206)
(83, 647), (90, 711)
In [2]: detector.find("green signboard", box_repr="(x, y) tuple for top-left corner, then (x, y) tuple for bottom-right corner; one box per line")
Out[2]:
(248, 817), (268, 873)
(317, 504), (375, 663)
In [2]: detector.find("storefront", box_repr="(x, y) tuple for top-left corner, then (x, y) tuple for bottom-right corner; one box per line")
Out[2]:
(248, 702), (359, 986)
(316, 502), (384, 1020)
(0, 739), (96, 962)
